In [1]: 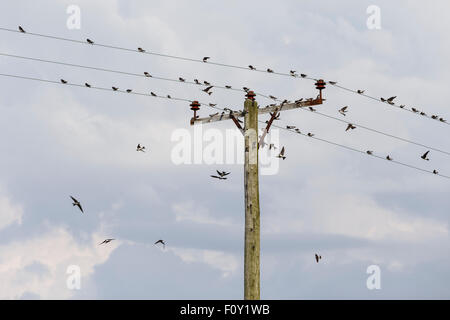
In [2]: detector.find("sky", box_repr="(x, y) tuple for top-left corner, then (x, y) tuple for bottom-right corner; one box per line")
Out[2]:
(0, 0), (449, 299)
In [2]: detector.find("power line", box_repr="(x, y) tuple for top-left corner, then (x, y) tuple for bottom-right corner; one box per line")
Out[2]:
(1, 26), (447, 126)
(2, 51), (449, 157)
(0, 71), (448, 180)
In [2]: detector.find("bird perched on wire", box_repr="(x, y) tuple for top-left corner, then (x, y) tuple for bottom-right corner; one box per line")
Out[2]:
(202, 86), (213, 95)
(86, 38), (94, 44)
(138, 47), (145, 52)
(204, 81), (211, 85)
(154, 240), (166, 249)
(277, 147), (286, 160)
(399, 105), (405, 109)
(60, 79), (67, 84)
(248, 65), (256, 70)
(144, 72), (152, 77)
(387, 96), (397, 102)
(70, 196), (83, 213)
(225, 85), (232, 89)
(346, 123), (356, 131)
(194, 79), (200, 85)
(267, 68), (274, 73)
(286, 125), (296, 129)
(99, 239), (115, 245)
(440, 118), (447, 123)
(166, 95), (171, 99)
(411, 108), (419, 113)
(136, 144), (146, 152)
(290, 70), (297, 76)
(112, 86), (119, 91)
(357, 90), (365, 94)
(315, 254), (322, 263)
(433, 170), (439, 175)
(18, 26), (26, 33)
(85, 83), (91, 88)
(179, 77), (185, 82)
(421, 151), (430, 161)
(243, 87), (250, 92)
(126, 89), (132, 93)
(294, 129), (301, 133)
(420, 112), (426, 116)
(307, 133), (314, 137)
(366, 150), (374, 155)
(339, 106), (348, 116)
(209, 103), (217, 107)
(300, 74), (307, 78)
(203, 57), (210, 62)
(150, 92), (157, 97)
(309, 107), (316, 112)
(380, 97), (387, 102)
(269, 95), (277, 100)
(328, 81), (337, 85)
(386, 155), (393, 161)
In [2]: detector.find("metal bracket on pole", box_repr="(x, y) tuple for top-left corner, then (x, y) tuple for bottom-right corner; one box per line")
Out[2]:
(229, 112), (245, 135)
(258, 108), (279, 148)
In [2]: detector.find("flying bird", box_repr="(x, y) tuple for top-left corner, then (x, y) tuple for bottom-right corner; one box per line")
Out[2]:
(136, 144), (146, 152)
(315, 254), (322, 263)
(99, 239), (115, 245)
(203, 56), (210, 62)
(154, 240), (166, 249)
(211, 174), (227, 180)
(70, 196), (83, 213)
(216, 170), (230, 178)
(18, 26), (26, 33)
(277, 147), (286, 160)
(138, 47), (145, 52)
(346, 123), (356, 131)
(60, 79), (67, 84)
(86, 38), (94, 44)
(339, 106), (348, 116)
(202, 86), (213, 95)
(421, 151), (430, 161)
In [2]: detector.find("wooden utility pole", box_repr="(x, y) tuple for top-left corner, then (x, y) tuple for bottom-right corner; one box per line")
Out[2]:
(243, 96), (260, 300)
(190, 80), (326, 300)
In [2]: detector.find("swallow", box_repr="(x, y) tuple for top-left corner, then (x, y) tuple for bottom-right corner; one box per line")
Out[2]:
(194, 79), (200, 84)
(138, 47), (145, 52)
(211, 174), (227, 180)
(112, 87), (119, 91)
(204, 81), (211, 85)
(203, 56), (210, 62)
(440, 118), (447, 123)
(154, 240), (166, 249)
(267, 68), (274, 73)
(420, 112), (426, 116)
(357, 90), (365, 94)
(412, 108), (419, 113)
(209, 103), (217, 107)
(86, 38), (94, 44)
(286, 125), (296, 129)
(216, 170), (230, 178)
(315, 254), (322, 263)
(339, 106), (348, 116)
(294, 129), (301, 133)
(136, 144), (146, 152)
(399, 105), (405, 109)
(346, 123), (356, 131)
(386, 155), (393, 161)
(295, 99), (303, 104)
(387, 96), (397, 102)
(328, 81), (337, 85)
(248, 65), (256, 70)
(388, 101), (395, 105)
(167, 95), (171, 99)
(243, 87), (249, 92)
(18, 26), (26, 33)
(269, 95), (277, 100)
(307, 133), (314, 137)
(290, 70), (297, 76)
(421, 151), (430, 161)
(366, 150), (373, 155)
(70, 196), (83, 213)
(126, 89), (132, 93)
(300, 74), (307, 78)
(225, 85), (232, 89)
(144, 72), (152, 77)
(433, 170), (439, 175)
(85, 83), (91, 88)
(60, 79), (67, 84)
(151, 92), (157, 97)
(381, 98), (387, 102)
(277, 147), (286, 160)
(202, 86), (213, 94)
(99, 239), (115, 245)
(309, 107), (316, 112)
(179, 77), (185, 82)
(431, 115), (438, 119)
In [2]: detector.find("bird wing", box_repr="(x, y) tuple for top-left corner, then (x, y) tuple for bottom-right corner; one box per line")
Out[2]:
(279, 147), (285, 156)
(70, 195), (77, 202)
(210, 175), (221, 179)
(423, 151), (430, 158)
(76, 203), (83, 213)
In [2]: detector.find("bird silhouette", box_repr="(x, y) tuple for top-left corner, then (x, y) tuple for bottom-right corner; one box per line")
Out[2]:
(167, 95), (171, 99)
(290, 70), (297, 76)
(138, 47), (145, 52)
(136, 144), (146, 152)
(112, 87), (119, 91)
(243, 87), (250, 92)
(366, 150), (374, 155)
(179, 77), (185, 82)
(357, 90), (365, 94)
(209, 103), (217, 107)
(204, 81), (211, 85)
(440, 118), (447, 123)
(399, 105), (405, 109)
(412, 108), (419, 113)
(433, 170), (439, 174)
(328, 81), (337, 85)
(211, 174), (227, 180)
(380, 98), (387, 102)
(300, 74), (307, 78)
(60, 79), (67, 84)
(277, 147), (286, 160)
(203, 57), (210, 62)
(421, 151), (430, 161)
(339, 106), (348, 116)
(225, 85), (232, 89)
(194, 79), (200, 84)
(315, 254), (322, 263)
(346, 123), (356, 131)
(387, 96), (397, 102)
(99, 239), (115, 245)
(144, 72), (152, 77)
(294, 129), (301, 133)
(154, 240), (166, 249)
(70, 196), (83, 213)
(86, 38), (94, 44)
(267, 68), (274, 73)
(432, 115), (438, 119)
(307, 133), (314, 137)
(126, 89), (132, 93)
(269, 95), (277, 100)
(202, 86), (213, 94)
(151, 92), (157, 97)
(216, 170), (230, 178)
(85, 83), (91, 88)
(18, 26), (26, 33)
(248, 65), (256, 70)
(386, 155), (393, 161)
(286, 125), (296, 129)
(309, 107), (316, 112)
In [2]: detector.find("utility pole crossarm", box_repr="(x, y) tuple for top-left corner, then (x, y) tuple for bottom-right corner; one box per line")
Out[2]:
(190, 96), (324, 125)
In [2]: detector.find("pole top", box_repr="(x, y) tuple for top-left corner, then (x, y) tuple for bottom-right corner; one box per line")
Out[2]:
(246, 90), (256, 100)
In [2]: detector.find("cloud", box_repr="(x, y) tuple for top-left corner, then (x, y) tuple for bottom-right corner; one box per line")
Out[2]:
(0, 190), (23, 230)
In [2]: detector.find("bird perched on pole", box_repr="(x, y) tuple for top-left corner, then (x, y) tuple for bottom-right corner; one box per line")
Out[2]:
(70, 196), (83, 213)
